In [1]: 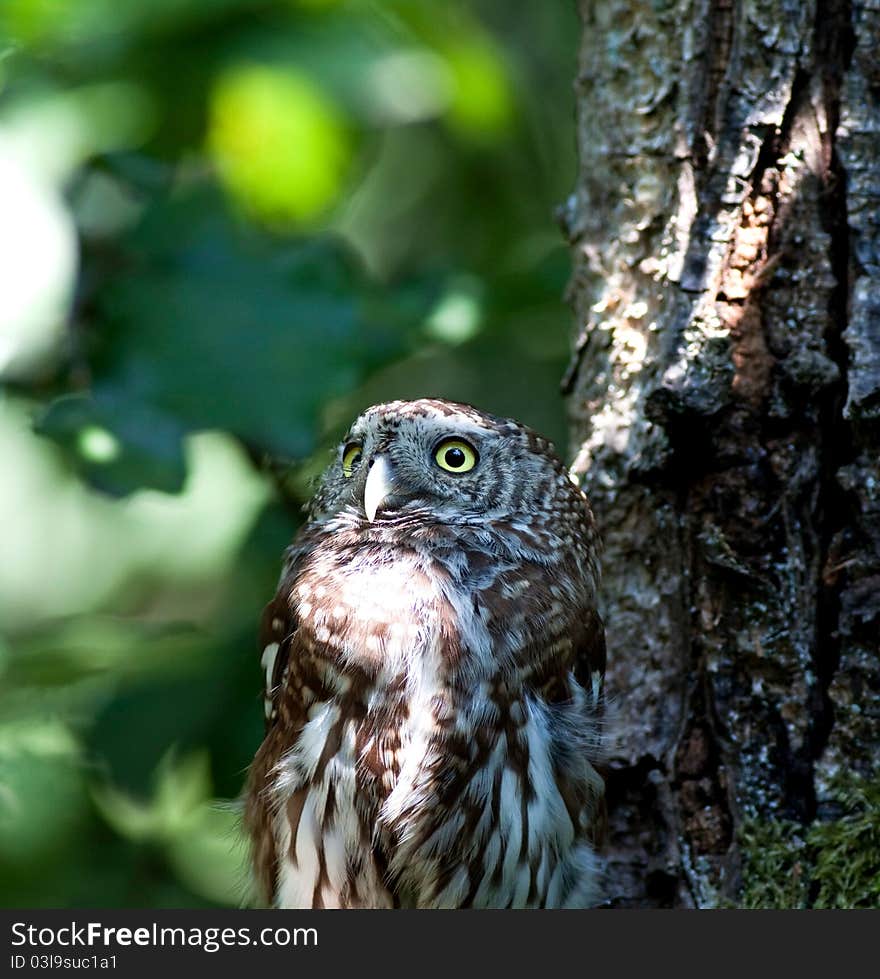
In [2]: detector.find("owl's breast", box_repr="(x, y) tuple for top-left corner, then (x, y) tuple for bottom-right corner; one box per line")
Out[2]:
(291, 540), (469, 676)
(287, 540), (463, 801)
(262, 536), (603, 909)
(267, 542), (471, 907)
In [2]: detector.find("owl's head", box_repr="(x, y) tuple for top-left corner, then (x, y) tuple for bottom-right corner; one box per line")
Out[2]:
(308, 398), (575, 528)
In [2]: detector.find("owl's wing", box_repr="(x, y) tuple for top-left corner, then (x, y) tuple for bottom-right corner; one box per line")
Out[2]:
(258, 590), (296, 728)
(248, 551), (305, 905)
(572, 606), (607, 710)
(257, 539), (313, 728)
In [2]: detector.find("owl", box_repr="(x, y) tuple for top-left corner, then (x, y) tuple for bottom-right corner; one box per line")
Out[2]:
(245, 398), (606, 908)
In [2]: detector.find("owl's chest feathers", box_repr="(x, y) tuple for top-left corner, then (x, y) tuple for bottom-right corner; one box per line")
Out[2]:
(291, 547), (482, 753)
(271, 547), (600, 908)
(293, 534), (493, 679)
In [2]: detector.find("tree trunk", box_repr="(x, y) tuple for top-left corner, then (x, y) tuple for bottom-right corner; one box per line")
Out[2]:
(563, 0), (880, 907)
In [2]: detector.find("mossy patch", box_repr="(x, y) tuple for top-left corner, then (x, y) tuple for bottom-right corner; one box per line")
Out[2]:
(738, 817), (810, 909)
(811, 773), (880, 908)
(738, 770), (880, 909)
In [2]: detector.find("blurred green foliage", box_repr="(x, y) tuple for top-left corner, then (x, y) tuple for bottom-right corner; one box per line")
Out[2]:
(0, 0), (579, 906)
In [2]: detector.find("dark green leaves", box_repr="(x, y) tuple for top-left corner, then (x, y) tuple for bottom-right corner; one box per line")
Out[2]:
(41, 188), (416, 492)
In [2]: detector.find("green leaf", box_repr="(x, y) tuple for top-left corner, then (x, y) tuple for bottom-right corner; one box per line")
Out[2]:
(92, 749), (212, 843)
(90, 188), (412, 461)
(36, 393), (187, 495)
(208, 64), (352, 226)
(0, 720), (88, 870)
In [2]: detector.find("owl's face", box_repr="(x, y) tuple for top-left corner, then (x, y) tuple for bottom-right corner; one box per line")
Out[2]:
(309, 399), (566, 527)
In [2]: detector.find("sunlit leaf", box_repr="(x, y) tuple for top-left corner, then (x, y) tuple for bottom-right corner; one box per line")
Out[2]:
(1, 0), (92, 46)
(0, 720), (88, 868)
(208, 64), (352, 226)
(365, 48), (452, 124)
(92, 750), (211, 843)
(91, 751), (249, 905)
(2, 83), (156, 184)
(425, 274), (484, 345)
(443, 37), (513, 140)
(155, 751), (213, 829)
(2, 400), (267, 631)
(0, 140), (76, 383)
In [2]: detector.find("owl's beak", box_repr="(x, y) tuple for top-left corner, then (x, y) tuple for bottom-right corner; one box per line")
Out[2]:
(363, 454), (394, 522)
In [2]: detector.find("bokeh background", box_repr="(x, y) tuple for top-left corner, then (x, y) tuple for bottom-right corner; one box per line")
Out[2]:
(0, 0), (579, 907)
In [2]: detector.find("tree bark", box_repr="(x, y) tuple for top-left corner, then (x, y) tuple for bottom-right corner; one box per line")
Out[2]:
(563, 0), (880, 907)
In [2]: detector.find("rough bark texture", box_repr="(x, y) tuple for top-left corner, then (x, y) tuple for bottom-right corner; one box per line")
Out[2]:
(563, 0), (880, 907)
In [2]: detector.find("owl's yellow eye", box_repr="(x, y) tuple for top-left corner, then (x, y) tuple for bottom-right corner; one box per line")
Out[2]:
(342, 443), (363, 478)
(434, 438), (478, 474)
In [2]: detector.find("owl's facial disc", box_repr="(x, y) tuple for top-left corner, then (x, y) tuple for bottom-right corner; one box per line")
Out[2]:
(333, 400), (534, 527)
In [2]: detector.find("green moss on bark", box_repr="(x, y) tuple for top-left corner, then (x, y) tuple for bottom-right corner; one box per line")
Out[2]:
(738, 771), (880, 908)
(811, 773), (880, 908)
(738, 818), (810, 909)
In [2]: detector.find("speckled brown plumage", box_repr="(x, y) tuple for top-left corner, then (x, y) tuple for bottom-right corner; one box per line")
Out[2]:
(245, 399), (606, 908)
